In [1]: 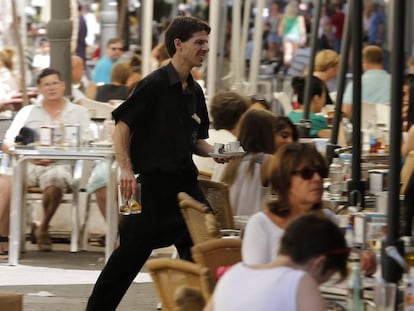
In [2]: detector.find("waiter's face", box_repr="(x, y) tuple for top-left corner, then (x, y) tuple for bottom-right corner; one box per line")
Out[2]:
(176, 31), (209, 68)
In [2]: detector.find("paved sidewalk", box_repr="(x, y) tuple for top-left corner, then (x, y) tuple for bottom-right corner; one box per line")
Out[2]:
(0, 241), (173, 310)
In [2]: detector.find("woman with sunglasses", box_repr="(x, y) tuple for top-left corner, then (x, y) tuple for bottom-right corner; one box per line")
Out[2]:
(242, 142), (336, 265)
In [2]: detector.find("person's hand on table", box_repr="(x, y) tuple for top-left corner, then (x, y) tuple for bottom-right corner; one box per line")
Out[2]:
(118, 168), (137, 201)
(31, 159), (55, 166)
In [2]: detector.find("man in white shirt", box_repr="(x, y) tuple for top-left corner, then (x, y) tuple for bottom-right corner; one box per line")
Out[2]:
(193, 91), (250, 176)
(2, 68), (92, 252)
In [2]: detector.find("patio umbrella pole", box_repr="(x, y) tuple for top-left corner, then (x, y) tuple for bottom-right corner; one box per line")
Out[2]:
(298, 0), (321, 138)
(347, 0), (365, 210)
(382, 0), (405, 286)
(326, 0), (353, 164)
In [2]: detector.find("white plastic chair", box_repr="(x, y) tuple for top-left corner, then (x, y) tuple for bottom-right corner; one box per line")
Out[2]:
(274, 91), (292, 115)
(76, 98), (114, 119)
(25, 159), (84, 252)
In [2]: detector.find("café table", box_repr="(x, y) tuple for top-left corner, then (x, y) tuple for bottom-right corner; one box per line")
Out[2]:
(8, 145), (118, 266)
(320, 275), (377, 310)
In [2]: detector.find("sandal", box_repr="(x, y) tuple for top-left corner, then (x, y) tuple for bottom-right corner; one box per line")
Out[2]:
(35, 229), (52, 252)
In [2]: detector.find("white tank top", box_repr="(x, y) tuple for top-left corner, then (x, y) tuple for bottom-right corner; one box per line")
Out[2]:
(229, 153), (269, 216)
(213, 263), (305, 311)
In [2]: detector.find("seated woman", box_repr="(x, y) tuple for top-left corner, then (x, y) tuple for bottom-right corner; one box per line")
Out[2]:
(241, 142), (377, 273)
(288, 76), (331, 138)
(204, 213), (349, 311)
(241, 142), (334, 265)
(313, 49), (340, 107)
(215, 111), (297, 216)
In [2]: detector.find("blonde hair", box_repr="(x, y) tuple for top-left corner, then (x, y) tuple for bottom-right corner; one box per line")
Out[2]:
(407, 56), (414, 74)
(0, 47), (14, 70)
(314, 49), (340, 72)
(284, 1), (299, 18)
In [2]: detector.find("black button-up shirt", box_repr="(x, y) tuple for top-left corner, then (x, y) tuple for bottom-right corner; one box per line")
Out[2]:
(112, 62), (209, 175)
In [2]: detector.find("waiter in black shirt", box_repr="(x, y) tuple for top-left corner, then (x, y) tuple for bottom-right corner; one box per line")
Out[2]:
(87, 16), (217, 310)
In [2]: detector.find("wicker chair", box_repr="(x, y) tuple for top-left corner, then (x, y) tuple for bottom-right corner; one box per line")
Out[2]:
(146, 258), (213, 311)
(178, 192), (221, 245)
(197, 179), (235, 229)
(191, 238), (242, 286)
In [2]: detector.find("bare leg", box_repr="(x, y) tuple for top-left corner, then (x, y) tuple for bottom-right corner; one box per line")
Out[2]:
(93, 186), (120, 247)
(0, 176), (11, 236)
(0, 175), (11, 253)
(40, 185), (63, 234)
(95, 187), (107, 219)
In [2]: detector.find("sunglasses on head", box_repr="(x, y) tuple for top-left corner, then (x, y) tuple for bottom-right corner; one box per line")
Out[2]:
(291, 167), (327, 179)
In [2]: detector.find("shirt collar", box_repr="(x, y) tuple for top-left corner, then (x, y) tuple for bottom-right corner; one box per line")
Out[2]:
(165, 62), (195, 89)
(34, 96), (72, 112)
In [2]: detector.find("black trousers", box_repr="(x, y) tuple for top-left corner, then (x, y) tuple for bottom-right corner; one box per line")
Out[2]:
(86, 172), (206, 311)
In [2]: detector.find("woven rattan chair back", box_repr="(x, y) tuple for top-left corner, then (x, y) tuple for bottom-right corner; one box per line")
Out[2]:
(178, 192), (221, 245)
(197, 179), (235, 230)
(191, 238), (242, 286)
(146, 258), (213, 311)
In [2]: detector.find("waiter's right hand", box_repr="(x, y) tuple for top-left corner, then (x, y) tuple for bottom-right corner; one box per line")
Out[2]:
(119, 168), (137, 201)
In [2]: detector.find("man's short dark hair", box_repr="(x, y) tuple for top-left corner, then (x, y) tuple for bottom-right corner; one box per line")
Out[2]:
(210, 91), (250, 130)
(37, 68), (63, 85)
(164, 16), (210, 57)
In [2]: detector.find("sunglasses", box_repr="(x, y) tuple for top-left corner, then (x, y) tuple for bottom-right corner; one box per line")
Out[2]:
(111, 47), (123, 51)
(291, 167), (327, 179)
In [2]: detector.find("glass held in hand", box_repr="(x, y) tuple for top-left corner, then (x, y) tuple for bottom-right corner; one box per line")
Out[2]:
(118, 184), (142, 215)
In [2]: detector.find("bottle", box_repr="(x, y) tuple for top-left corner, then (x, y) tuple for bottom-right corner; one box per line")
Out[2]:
(345, 225), (354, 248)
(329, 158), (343, 199)
(53, 118), (64, 145)
(369, 124), (377, 153)
(375, 123), (385, 153)
(403, 272), (414, 310)
(345, 225), (361, 264)
(346, 261), (365, 311)
(341, 160), (352, 197)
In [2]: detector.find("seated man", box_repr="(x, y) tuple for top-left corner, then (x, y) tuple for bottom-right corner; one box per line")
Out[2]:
(1, 68), (92, 251)
(95, 62), (131, 103)
(342, 45), (391, 119)
(204, 213), (349, 311)
(193, 91), (251, 176)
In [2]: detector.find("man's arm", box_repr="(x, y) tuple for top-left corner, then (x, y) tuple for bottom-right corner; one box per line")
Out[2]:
(342, 103), (352, 119)
(2, 106), (33, 154)
(112, 120), (136, 200)
(194, 139), (228, 164)
(193, 139), (214, 157)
